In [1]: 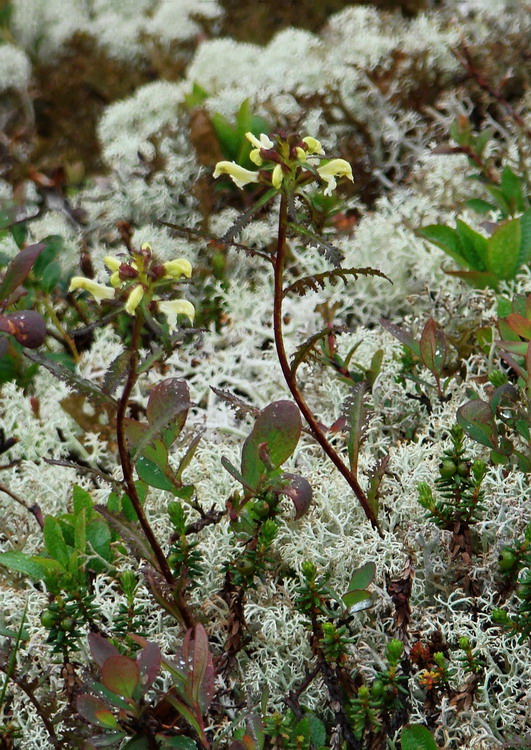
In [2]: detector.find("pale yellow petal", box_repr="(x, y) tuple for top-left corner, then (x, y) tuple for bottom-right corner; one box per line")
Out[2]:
(213, 161), (260, 189)
(159, 299), (195, 330)
(125, 285), (145, 315)
(163, 258), (192, 279)
(68, 277), (115, 302)
(302, 136), (324, 155)
(272, 164), (284, 189)
(103, 256), (121, 272)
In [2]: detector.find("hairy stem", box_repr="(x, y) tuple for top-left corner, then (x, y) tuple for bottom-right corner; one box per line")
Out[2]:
(272, 193), (381, 534)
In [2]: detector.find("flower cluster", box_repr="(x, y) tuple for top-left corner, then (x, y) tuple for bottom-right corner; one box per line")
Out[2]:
(213, 131), (353, 196)
(68, 243), (194, 331)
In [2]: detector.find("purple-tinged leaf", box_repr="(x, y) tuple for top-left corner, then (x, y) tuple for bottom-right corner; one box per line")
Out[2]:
(77, 694), (119, 729)
(0, 311), (46, 348)
(0, 243), (45, 300)
(88, 633), (120, 669)
(220, 456), (255, 494)
(103, 349), (131, 395)
(280, 474), (313, 519)
(86, 731), (127, 747)
(146, 378), (191, 445)
(456, 400), (497, 449)
(189, 624), (215, 713)
(102, 654), (140, 698)
(506, 313), (531, 340)
(346, 561), (376, 592)
(345, 383), (368, 476)
(137, 641), (161, 695)
(379, 319), (421, 358)
(241, 401), (301, 491)
(419, 318), (448, 376)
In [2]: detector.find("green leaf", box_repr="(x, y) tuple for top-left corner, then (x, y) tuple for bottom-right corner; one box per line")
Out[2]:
(418, 225), (467, 268)
(74, 508), (87, 553)
(485, 185), (511, 217)
(102, 655), (140, 699)
(157, 737), (197, 749)
(122, 737), (151, 749)
(130, 379), (191, 461)
(294, 714), (326, 748)
(465, 198), (495, 215)
(500, 166), (524, 214)
(241, 401), (301, 491)
(346, 382), (367, 476)
(342, 589), (373, 612)
(379, 319), (421, 358)
(346, 561), (376, 592)
(0, 551), (49, 580)
(77, 694), (119, 729)
(0, 625), (29, 640)
(136, 457), (178, 494)
(518, 209), (531, 266)
(419, 318), (448, 376)
(401, 724), (439, 750)
(506, 313), (531, 340)
(456, 400), (497, 449)
(211, 112), (239, 160)
(86, 519), (113, 569)
(43, 516), (70, 568)
(40, 261), (62, 293)
(487, 218), (521, 279)
(33, 235), (64, 277)
(443, 267), (500, 289)
(455, 220), (488, 270)
(73, 485), (93, 516)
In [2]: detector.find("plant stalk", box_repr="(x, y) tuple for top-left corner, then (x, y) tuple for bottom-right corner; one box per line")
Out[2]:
(272, 193), (382, 535)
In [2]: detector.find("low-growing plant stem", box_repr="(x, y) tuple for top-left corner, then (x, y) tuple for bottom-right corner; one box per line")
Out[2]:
(116, 312), (175, 585)
(272, 193), (382, 535)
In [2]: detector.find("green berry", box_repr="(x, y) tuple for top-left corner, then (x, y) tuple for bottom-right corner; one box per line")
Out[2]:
(60, 617), (75, 632)
(499, 549), (517, 572)
(457, 461), (469, 477)
(40, 610), (56, 629)
(371, 680), (384, 698)
(440, 460), (457, 479)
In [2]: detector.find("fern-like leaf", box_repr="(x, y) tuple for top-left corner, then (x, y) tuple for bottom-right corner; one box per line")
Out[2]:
(284, 266), (389, 297)
(288, 222), (344, 266)
(210, 387), (260, 420)
(290, 325), (351, 375)
(159, 219), (272, 263)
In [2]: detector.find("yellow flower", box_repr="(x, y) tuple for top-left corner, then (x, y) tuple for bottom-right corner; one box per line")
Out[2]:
(316, 159), (354, 196)
(124, 284), (145, 316)
(158, 300), (195, 331)
(245, 132), (274, 166)
(213, 161), (260, 189)
(302, 136), (324, 155)
(68, 277), (115, 302)
(162, 258), (192, 279)
(271, 164), (284, 189)
(103, 255), (121, 272)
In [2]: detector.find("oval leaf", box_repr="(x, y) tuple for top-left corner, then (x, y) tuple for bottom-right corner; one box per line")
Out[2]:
(77, 694), (118, 729)
(487, 218), (521, 280)
(0, 311), (47, 348)
(102, 655), (140, 698)
(280, 474), (313, 519)
(401, 724), (438, 750)
(347, 561), (376, 592)
(88, 633), (120, 669)
(342, 589), (373, 613)
(456, 400), (497, 449)
(0, 242), (45, 299)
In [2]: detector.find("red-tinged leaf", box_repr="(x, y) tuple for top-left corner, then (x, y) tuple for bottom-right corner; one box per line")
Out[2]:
(137, 641), (161, 694)
(77, 694), (119, 729)
(102, 654), (140, 698)
(190, 624), (215, 713)
(241, 401), (301, 491)
(146, 378), (191, 447)
(159, 692), (203, 740)
(345, 382), (368, 475)
(506, 313), (531, 340)
(496, 340), (529, 357)
(379, 319), (421, 358)
(419, 318), (448, 375)
(0, 311), (46, 348)
(280, 474), (313, 519)
(456, 400), (497, 449)
(88, 633), (120, 669)
(0, 242), (45, 300)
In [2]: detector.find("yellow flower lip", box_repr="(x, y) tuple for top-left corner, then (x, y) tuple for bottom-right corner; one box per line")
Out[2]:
(245, 132), (274, 151)
(162, 258), (192, 279)
(302, 136), (324, 155)
(213, 161), (260, 189)
(271, 164), (284, 189)
(124, 284), (145, 315)
(316, 159), (354, 196)
(68, 277), (115, 302)
(103, 255), (121, 272)
(158, 299), (195, 330)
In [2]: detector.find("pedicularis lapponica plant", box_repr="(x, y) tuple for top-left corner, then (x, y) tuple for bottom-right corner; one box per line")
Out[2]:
(0, 102), (529, 750)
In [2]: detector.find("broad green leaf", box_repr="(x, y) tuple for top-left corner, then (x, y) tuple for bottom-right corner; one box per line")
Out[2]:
(211, 112), (239, 160)
(43, 516), (69, 568)
(122, 737), (151, 749)
(465, 198), (495, 215)
(73, 485), (93, 516)
(418, 225), (467, 268)
(294, 714), (326, 748)
(33, 235), (63, 277)
(74, 508), (87, 553)
(241, 401), (301, 491)
(157, 737), (197, 749)
(77, 694), (119, 729)
(136, 457), (178, 494)
(500, 166), (524, 214)
(0, 625), (29, 640)
(518, 209), (531, 266)
(485, 185), (511, 217)
(443, 267), (500, 289)
(130, 379), (191, 461)
(346, 561), (376, 592)
(0, 551), (48, 579)
(455, 219), (487, 270)
(102, 655), (140, 699)
(342, 589), (373, 612)
(86, 519), (113, 569)
(161, 692), (203, 739)
(487, 218), (521, 279)
(401, 724), (439, 750)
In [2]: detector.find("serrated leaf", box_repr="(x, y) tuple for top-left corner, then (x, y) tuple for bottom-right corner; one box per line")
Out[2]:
(401, 724), (438, 750)
(103, 349), (131, 395)
(44, 516), (69, 568)
(347, 561), (376, 592)
(77, 694), (119, 729)
(0, 242), (45, 299)
(241, 401), (301, 491)
(0, 551), (48, 579)
(102, 655), (140, 698)
(487, 217), (521, 279)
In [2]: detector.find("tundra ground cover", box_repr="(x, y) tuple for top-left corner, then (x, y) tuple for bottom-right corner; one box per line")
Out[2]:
(0, 1), (530, 748)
